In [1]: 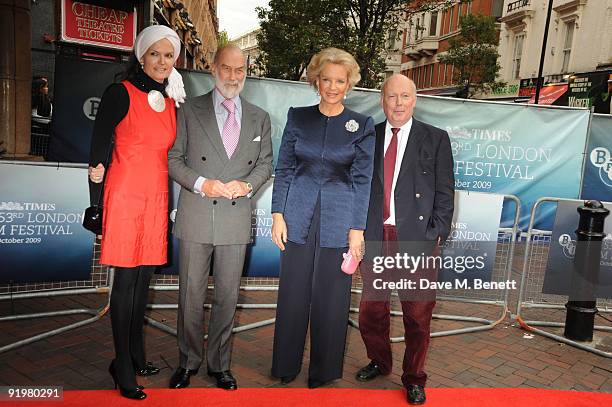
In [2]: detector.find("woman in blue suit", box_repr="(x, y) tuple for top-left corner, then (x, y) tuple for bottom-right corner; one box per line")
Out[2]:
(270, 47), (375, 388)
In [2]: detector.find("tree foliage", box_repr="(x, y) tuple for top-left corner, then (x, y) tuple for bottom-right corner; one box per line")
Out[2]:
(257, 1), (447, 88)
(437, 14), (502, 98)
(255, 0), (350, 81)
(256, 0), (469, 88)
(218, 30), (230, 49)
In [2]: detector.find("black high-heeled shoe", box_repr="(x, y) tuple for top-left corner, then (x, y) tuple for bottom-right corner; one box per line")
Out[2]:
(135, 361), (160, 376)
(108, 361), (147, 400)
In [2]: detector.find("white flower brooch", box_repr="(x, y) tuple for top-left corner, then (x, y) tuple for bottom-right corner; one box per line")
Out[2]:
(345, 119), (359, 132)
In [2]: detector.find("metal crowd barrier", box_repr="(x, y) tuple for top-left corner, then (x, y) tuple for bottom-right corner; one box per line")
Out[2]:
(145, 274), (280, 337)
(515, 197), (612, 358)
(1, 193), (523, 353)
(349, 193), (521, 339)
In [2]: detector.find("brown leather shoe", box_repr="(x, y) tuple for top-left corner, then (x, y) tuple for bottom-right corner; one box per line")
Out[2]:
(406, 384), (426, 405)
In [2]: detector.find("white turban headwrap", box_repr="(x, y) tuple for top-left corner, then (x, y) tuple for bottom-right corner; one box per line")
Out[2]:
(134, 25), (186, 107)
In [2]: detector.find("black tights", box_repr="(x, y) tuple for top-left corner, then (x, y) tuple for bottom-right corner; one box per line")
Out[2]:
(109, 265), (155, 388)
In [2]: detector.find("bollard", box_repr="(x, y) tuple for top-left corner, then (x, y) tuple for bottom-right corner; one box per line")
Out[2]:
(564, 200), (609, 341)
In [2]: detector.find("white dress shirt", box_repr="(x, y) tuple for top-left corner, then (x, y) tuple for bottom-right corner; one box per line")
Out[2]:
(384, 118), (412, 225)
(194, 87), (243, 194)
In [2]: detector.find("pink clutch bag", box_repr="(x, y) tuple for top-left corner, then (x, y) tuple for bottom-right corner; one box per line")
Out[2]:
(341, 251), (360, 275)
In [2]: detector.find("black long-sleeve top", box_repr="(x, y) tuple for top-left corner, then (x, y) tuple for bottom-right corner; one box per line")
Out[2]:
(88, 70), (167, 206)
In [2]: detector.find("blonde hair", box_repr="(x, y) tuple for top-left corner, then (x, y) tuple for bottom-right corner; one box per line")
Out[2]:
(306, 47), (361, 90)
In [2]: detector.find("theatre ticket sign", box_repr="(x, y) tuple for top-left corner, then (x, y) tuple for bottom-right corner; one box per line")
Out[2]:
(61, 0), (137, 51)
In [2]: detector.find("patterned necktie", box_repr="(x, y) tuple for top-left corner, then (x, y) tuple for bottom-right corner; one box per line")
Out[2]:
(221, 98), (240, 158)
(383, 127), (400, 222)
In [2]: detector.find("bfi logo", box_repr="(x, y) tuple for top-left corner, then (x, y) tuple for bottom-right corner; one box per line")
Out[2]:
(590, 147), (612, 186)
(83, 97), (101, 121)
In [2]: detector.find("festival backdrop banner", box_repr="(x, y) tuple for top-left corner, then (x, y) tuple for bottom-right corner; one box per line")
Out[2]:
(48, 58), (591, 231)
(581, 114), (612, 202)
(414, 97), (590, 229)
(0, 163), (92, 283)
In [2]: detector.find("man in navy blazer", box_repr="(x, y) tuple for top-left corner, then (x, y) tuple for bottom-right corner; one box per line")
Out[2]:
(356, 74), (454, 405)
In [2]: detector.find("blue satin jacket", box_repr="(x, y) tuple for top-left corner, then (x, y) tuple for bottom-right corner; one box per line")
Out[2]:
(271, 105), (375, 248)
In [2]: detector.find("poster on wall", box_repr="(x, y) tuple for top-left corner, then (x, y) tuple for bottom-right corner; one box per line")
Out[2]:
(0, 163), (92, 283)
(568, 71), (612, 114)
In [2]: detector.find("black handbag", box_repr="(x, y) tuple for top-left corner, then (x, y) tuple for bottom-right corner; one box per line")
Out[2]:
(83, 136), (113, 235)
(82, 205), (103, 235)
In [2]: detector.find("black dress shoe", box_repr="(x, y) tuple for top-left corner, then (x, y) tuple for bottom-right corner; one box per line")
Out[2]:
(135, 361), (161, 376)
(169, 367), (198, 389)
(307, 378), (329, 389)
(208, 370), (238, 390)
(356, 361), (383, 382)
(406, 384), (426, 405)
(280, 374), (297, 385)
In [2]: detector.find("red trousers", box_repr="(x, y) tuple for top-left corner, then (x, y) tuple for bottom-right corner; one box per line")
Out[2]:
(358, 225), (436, 387)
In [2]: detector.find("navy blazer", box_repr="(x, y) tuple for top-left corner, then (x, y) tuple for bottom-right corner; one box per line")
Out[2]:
(364, 119), (455, 247)
(271, 105), (376, 248)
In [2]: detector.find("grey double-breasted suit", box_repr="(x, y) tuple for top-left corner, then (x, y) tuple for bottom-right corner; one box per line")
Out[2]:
(168, 89), (273, 372)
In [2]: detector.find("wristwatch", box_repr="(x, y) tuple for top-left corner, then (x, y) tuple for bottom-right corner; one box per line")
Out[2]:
(245, 182), (253, 198)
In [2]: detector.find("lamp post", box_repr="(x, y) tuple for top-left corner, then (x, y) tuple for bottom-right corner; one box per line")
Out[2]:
(534, 0), (554, 104)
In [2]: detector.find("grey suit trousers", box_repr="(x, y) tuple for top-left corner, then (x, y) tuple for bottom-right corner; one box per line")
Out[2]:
(177, 239), (246, 372)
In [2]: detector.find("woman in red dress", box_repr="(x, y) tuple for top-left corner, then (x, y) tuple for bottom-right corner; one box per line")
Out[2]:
(88, 25), (185, 400)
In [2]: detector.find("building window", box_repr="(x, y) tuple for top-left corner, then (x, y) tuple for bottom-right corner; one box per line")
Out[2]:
(512, 33), (525, 79)
(419, 66), (424, 88)
(429, 12), (438, 36)
(415, 17), (420, 40)
(449, 5), (455, 31)
(562, 21), (574, 73)
(429, 64), (434, 88)
(387, 29), (397, 49)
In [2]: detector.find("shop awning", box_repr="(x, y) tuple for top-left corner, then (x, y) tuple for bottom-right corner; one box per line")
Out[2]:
(528, 84), (568, 105)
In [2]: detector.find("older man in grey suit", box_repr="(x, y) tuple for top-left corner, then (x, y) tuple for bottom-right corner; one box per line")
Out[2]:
(168, 44), (273, 390)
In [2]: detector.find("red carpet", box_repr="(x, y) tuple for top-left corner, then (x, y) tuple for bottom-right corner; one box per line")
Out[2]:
(15, 388), (612, 406)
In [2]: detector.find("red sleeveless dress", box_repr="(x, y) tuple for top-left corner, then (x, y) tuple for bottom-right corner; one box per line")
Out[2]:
(100, 81), (176, 267)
